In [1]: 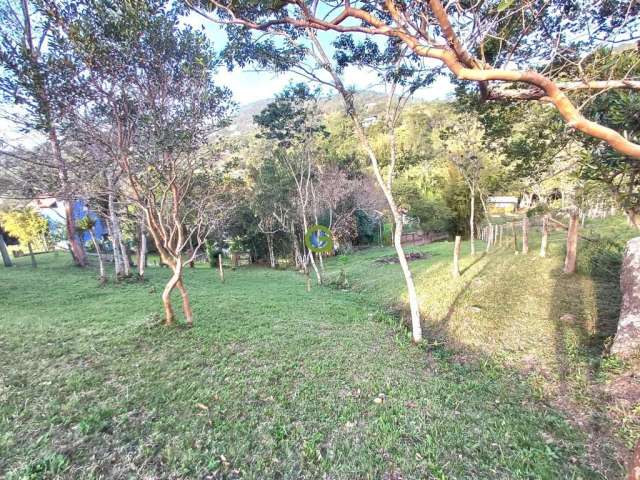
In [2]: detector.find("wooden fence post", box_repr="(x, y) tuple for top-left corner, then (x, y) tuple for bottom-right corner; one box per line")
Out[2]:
(511, 222), (518, 253)
(563, 209), (579, 274)
(540, 215), (549, 258)
(0, 233), (12, 267)
(453, 235), (461, 277)
(218, 253), (224, 283)
(485, 225), (492, 253)
(522, 217), (529, 254)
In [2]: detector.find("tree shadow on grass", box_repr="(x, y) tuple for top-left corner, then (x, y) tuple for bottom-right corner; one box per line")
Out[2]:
(459, 252), (486, 275)
(547, 265), (626, 477)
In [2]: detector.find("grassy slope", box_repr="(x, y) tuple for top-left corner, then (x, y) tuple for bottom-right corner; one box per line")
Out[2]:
(325, 216), (640, 473)
(0, 219), (634, 479)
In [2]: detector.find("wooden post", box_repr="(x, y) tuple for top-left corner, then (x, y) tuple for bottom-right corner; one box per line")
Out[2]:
(452, 235), (461, 277)
(563, 209), (579, 274)
(540, 215), (549, 258)
(218, 253), (224, 283)
(0, 233), (12, 267)
(485, 225), (492, 253)
(511, 222), (518, 253)
(499, 225), (503, 247)
(27, 242), (37, 268)
(522, 217), (529, 254)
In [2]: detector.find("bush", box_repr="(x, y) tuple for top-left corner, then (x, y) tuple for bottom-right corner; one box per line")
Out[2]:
(577, 237), (625, 279)
(205, 240), (222, 268)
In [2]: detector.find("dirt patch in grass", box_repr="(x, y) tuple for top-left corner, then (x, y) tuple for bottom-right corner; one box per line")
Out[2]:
(374, 252), (432, 264)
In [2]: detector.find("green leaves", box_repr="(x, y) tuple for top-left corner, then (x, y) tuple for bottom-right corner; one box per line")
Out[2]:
(0, 207), (48, 245)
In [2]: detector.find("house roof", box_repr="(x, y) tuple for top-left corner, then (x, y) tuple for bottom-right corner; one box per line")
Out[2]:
(488, 196), (518, 203)
(31, 197), (58, 208)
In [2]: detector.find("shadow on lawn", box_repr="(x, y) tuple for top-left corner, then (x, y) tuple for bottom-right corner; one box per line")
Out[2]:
(436, 253), (492, 330)
(547, 265), (625, 476)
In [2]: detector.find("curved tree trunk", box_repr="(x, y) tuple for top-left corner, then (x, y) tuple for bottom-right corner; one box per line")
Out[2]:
(176, 277), (193, 326)
(162, 261), (181, 326)
(392, 210), (422, 342)
(306, 32), (421, 342)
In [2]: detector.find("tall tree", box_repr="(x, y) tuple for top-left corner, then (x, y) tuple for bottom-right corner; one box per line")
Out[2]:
(0, 0), (87, 265)
(54, 0), (233, 325)
(254, 84), (325, 284)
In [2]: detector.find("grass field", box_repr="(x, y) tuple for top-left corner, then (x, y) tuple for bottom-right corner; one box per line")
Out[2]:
(0, 217), (638, 478)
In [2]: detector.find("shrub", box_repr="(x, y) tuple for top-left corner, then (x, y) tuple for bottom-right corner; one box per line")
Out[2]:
(577, 237), (625, 279)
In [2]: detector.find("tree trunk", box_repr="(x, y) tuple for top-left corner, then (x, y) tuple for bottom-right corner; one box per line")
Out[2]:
(563, 209), (579, 274)
(627, 210), (640, 230)
(266, 233), (275, 268)
(162, 261), (182, 326)
(612, 237), (640, 358)
(291, 222), (303, 270)
(48, 126), (86, 267)
(188, 236), (195, 268)
(540, 215), (549, 258)
(138, 221), (147, 279)
(522, 217), (529, 254)
(311, 44), (422, 342)
(469, 191), (476, 255)
(107, 180), (125, 278)
(119, 237), (131, 277)
(88, 229), (106, 283)
(308, 250), (322, 285)
(27, 242), (37, 268)
(0, 233), (12, 267)
(392, 209), (422, 342)
(452, 235), (461, 277)
(627, 437), (640, 480)
(176, 277), (193, 326)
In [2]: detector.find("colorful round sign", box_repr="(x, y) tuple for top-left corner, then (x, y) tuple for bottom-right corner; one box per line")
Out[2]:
(304, 225), (334, 254)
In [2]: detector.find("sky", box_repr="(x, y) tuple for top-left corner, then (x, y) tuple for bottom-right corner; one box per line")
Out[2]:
(0, 10), (454, 148)
(184, 11), (455, 106)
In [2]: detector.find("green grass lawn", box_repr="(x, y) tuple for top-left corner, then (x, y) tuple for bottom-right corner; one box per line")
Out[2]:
(0, 218), (636, 478)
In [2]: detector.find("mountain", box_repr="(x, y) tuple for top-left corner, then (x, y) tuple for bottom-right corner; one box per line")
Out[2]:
(223, 90), (391, 136)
